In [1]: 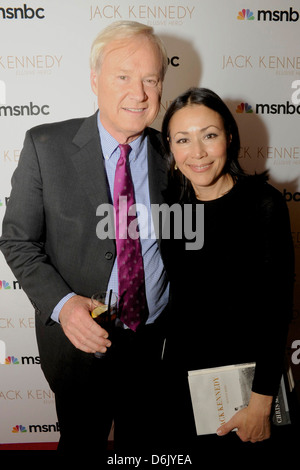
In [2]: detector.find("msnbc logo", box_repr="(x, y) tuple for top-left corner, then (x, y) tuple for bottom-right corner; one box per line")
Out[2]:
(5, 355), (40, 364)
(12, 422), (60, 433)
(236, 103), (253, 113)
(237, 7), (299, 22)
(12, 425), (27, 433)
(237, 9), (254, 20)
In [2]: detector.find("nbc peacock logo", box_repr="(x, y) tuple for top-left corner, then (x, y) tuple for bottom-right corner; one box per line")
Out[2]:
(12, 425), (27, 433)
(236, 103), (254, 114)
(0, 280), (11, 290)
(237, 9), (255, 20)
(5, 355), (19, 365)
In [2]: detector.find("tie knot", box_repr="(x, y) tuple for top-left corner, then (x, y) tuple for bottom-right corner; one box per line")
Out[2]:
(118, 144), (131, 161)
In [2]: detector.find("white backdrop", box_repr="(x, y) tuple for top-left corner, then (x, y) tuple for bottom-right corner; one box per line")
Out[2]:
(0, 0), (299, 445)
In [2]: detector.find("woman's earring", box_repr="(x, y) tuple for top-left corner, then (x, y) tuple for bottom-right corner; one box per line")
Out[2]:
(174, 163), (178, 170)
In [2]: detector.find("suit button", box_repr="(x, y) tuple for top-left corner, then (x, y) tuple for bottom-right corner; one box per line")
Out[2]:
(105, 252), (113, 260)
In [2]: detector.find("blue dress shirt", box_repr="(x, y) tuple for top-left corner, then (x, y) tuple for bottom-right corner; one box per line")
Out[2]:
(51, 112), (169, 325)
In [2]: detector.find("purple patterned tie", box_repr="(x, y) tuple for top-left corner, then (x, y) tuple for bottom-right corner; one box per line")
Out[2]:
(113, 144), (148, 331)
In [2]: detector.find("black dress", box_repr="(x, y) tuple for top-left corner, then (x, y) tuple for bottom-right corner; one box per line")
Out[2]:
(160, 175), (295, 459)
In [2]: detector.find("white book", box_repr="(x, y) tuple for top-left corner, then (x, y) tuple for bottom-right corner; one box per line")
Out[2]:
(188, 362), (290, 435)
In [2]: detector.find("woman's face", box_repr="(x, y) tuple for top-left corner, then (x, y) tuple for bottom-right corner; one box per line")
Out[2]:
(168, 104), (231, 199)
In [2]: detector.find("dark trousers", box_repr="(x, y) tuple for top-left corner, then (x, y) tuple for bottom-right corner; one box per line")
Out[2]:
(54, 324), (166, 460)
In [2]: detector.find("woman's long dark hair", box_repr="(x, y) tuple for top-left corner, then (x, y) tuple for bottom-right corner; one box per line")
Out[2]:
(162, 87), (248, 201)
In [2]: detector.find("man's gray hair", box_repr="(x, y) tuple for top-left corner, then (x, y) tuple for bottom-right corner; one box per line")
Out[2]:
(90, 20), (168, 79)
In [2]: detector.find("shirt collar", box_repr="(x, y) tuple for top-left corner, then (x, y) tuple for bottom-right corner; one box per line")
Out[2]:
(97, 111), (145, 162)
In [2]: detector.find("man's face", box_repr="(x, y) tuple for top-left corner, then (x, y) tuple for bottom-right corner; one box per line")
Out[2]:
(91, 35), (163, 144)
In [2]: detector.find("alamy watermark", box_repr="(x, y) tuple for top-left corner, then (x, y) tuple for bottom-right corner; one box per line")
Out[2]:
(291, 80), (300, 105)
(96, 199), (204, 251)
(291, 339), (300, 365)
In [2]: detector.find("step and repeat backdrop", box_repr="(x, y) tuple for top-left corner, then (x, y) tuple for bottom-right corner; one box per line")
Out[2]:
(0, 0), (300, 445)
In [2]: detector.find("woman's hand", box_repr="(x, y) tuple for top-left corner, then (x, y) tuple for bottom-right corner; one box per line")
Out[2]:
(216, 391), (273, 443)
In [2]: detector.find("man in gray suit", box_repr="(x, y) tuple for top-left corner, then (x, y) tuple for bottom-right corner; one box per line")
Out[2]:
(0, 21), (170, 456)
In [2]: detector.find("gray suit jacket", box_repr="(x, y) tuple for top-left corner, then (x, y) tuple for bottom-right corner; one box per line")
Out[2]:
(0, 112), (169, 389)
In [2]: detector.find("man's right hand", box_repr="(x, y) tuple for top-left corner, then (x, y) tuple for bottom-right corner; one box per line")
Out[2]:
(59, 295), (112, 354)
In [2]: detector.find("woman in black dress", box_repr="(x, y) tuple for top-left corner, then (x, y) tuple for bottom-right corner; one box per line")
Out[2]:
(160, 88), (295, 458)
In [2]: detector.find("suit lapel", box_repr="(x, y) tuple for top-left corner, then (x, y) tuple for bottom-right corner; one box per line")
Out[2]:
(70, 118), (169, 243)
(71, 113), (111, 210)
(146, 128), (169, 246)
(146, 128), (169, 207)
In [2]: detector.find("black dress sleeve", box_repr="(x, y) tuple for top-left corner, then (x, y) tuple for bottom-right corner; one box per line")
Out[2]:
(251, 182), (294, 396)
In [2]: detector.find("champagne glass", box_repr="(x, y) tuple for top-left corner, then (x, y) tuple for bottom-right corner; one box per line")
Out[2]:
(90, 290), (118, 358)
